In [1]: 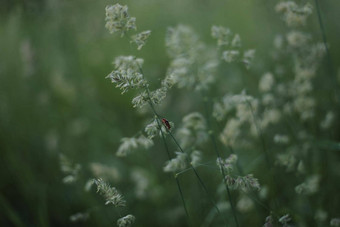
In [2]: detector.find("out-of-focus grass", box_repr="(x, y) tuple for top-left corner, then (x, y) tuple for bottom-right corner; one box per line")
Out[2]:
(0, 0), (339, 226)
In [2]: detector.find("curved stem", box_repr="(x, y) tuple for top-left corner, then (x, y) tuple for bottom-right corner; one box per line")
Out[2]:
(139, 64), (225, 224)
(138, 64), (190, 220)
(153, 108), (189, 219)
(313, 0), (340, 103)
(167, 126), (225, 222)
(202, 95), (240, 226)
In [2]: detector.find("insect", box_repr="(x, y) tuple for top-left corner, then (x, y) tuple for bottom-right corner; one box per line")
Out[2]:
(161, 118), (171, 130)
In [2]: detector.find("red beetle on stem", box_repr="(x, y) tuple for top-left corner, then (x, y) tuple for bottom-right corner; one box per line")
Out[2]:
(161, 118), (171, 130)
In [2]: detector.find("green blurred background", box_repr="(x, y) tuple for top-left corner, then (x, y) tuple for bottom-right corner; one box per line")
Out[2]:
(1, 0), (340, 226)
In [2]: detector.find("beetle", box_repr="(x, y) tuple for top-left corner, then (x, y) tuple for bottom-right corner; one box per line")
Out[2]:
(161, 118), (171, 130)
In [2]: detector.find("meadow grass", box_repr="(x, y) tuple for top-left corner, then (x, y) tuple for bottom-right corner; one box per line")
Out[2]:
(1, 0), (340, 226)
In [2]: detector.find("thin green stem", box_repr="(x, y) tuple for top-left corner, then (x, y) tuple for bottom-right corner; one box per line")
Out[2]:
(313, 0), (340, 103)
(228, 144), (280, 218)
(202, 97), (239, 227)
(246, 100), (271, 169)
(167, 128), (224, 222)
(245, 100), (281, 213)
(225, 184), (238, 226)
(139, 64), (224, 224)
(205, 95), (276, 223)
(148, 100), (225, 222)
(138, 64), (190, 220)
(153, 108), (189, 219)
(176, 162), (218, 177)
(175, 176), (189, 218)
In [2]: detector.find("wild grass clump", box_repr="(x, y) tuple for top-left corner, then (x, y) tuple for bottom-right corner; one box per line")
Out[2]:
(54, 0), (339, 226)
